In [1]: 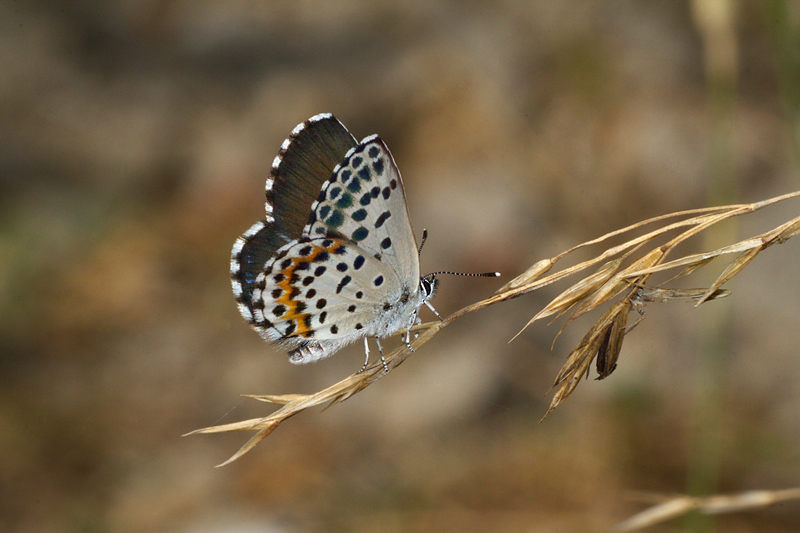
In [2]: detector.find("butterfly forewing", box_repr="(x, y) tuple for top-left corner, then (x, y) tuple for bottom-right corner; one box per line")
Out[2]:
(266, 114), (357, 236)
(305, 136), (420, 287)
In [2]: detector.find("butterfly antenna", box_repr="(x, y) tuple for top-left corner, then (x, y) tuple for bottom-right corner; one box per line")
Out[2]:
(418, 229), (499, 278)
(424, 270), (501, 279)
(418, 229), (428, 257)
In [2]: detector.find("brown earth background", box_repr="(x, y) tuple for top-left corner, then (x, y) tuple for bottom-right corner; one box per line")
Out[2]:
(2, 2), (800, 532)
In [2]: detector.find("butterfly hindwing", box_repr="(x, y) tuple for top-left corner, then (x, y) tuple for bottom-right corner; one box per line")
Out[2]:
(230, 221), (291, 324)
(305, 136), (420, 288)
(251, 237), (413, 345)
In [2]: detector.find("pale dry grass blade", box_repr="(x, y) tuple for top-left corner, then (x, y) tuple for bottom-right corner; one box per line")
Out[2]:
(511, 258), (624, 341)
(664, 256), (717, 282)
(189, 191), (800, 463)
(541, 301), (630, 420)
(185, 321), (445, 465)
(554, 248), (664, 340)
(244, 394), (309, 404)
(697, 246), (762, 304)
(614, 488), (800, 531)
(499, 258), (554, 291)
(518, 191), (800, 420)
(632, 286), (730, 304)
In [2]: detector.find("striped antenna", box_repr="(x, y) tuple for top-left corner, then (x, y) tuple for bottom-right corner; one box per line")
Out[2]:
(418, 229), (500, 279)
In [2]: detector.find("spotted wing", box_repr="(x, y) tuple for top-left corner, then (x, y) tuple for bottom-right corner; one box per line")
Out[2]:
(304, 136), (420, 288)
(250, 237), (404, 348)
(230, 221), (292, 324)
(232, 114), (357, 325)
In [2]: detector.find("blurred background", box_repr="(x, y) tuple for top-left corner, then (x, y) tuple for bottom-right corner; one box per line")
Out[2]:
(2, 1), (800, 531)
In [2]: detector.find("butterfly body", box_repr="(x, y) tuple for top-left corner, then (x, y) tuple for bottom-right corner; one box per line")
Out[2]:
(231, 114), (435, 365)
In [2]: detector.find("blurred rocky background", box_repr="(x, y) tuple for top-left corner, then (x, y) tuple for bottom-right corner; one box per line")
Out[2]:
(2, 1), (799, 531)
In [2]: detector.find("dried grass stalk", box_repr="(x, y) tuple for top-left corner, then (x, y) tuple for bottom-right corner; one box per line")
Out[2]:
(187, 190), (800, 465)
(614, 488), (800, 531)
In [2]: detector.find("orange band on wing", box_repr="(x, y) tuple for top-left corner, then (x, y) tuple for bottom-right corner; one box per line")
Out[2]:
(273, 240), (345, 338)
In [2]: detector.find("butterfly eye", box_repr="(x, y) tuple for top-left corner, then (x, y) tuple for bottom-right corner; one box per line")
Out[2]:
(420, 276), (436, 298)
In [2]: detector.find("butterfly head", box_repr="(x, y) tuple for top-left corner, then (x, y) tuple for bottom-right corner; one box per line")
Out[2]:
(419, 273), (439, 303)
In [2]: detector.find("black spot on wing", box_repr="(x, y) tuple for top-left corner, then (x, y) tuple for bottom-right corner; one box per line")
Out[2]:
(375, 210), (391, 228)
(336, 275), (352, 294)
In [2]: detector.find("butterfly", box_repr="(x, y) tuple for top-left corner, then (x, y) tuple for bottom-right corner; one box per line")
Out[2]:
(230, 114), (497, 371)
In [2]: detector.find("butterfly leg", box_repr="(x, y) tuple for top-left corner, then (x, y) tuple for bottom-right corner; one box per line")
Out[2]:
(374, 337), (389, 373)
(357, 337), (371, 373)
(404, 311), (417, 353)
(424, 300), (444, 321)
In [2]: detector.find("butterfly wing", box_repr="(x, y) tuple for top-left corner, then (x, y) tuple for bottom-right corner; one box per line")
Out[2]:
(265, 114), (357, 236)
(230, 220), (291, 324)
(231, 114), (357, 325)
(250, 237), (413, 362)
(304, 136), (420, 289)
(232, 116), (426, 365)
